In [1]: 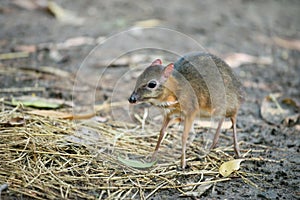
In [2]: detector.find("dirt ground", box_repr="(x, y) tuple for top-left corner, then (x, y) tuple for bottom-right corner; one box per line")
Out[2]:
(0, 0), (299, 199)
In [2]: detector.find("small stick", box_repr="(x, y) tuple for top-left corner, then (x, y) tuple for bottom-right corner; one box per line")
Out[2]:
(0, 52), (29, 60)
(0, 87), (45, 93)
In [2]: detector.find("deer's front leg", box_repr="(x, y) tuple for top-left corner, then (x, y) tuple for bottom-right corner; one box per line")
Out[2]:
(151, 115), (172, 161)
(181, 113), (196, 169)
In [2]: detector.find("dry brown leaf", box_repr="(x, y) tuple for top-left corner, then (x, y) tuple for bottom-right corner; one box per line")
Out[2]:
(224, 53), (272, 68)
(9, 117), (26, 126)
(14, 45), (37, 53)
(57, 37), (95, 49)
(28, 110), (73, 119)
(0, 117), (26, 127)
(257, 35), (300, 51)
(28, 110), (96, 120)
(273, 37), (300, 51)
(261, 93), (299, 126)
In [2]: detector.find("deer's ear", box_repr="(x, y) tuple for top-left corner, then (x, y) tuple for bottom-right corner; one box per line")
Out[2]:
(151, 59), (162, 66)
(162, 63), (174, 79)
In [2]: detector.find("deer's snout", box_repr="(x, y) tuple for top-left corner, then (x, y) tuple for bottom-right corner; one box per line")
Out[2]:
(128, 92), (138, 104)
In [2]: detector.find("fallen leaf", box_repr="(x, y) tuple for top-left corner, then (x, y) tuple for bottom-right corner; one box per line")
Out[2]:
(219, 159), (244, 177)
(0, 117), (26, 127)
(57, 36), (95, 49)
(28, 110), (95, 120)
(273, 37), (300, 51)
(261, 93), (299, 126)
(224, 53), (272, 68)
(12, 96), (63, 109)
(118, 156), (156, 169)
(47, 1), (84, 25)
(183, 181), (213, 197)
(283, 114), (300, 127)
(282, 98), (300, 108)
(281, 98), (300, 126)
(134, 19), (162, 28)
(28, 110), (73, 119)
(8, 117), (26, 126)
(257, 35), (300, 51)
(14, 45), (37, 53)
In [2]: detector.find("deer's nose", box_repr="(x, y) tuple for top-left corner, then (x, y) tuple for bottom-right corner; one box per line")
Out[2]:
(128, 93), (138, 103)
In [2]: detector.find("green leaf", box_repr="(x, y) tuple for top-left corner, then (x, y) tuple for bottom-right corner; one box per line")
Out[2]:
(12, 97), (62, 109)
(118, 156), (156, 169)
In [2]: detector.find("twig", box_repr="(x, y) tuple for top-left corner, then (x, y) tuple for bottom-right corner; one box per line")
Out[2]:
(145, 181), (168, 199)
(0, 87), (45, 93)
(0, 52), (29, 60)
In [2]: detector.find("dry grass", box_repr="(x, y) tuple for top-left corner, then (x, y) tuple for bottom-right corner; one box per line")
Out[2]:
(0, 103), (263, 199)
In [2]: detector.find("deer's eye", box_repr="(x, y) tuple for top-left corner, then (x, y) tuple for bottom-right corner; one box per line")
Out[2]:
(147, 80), (157, 89)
